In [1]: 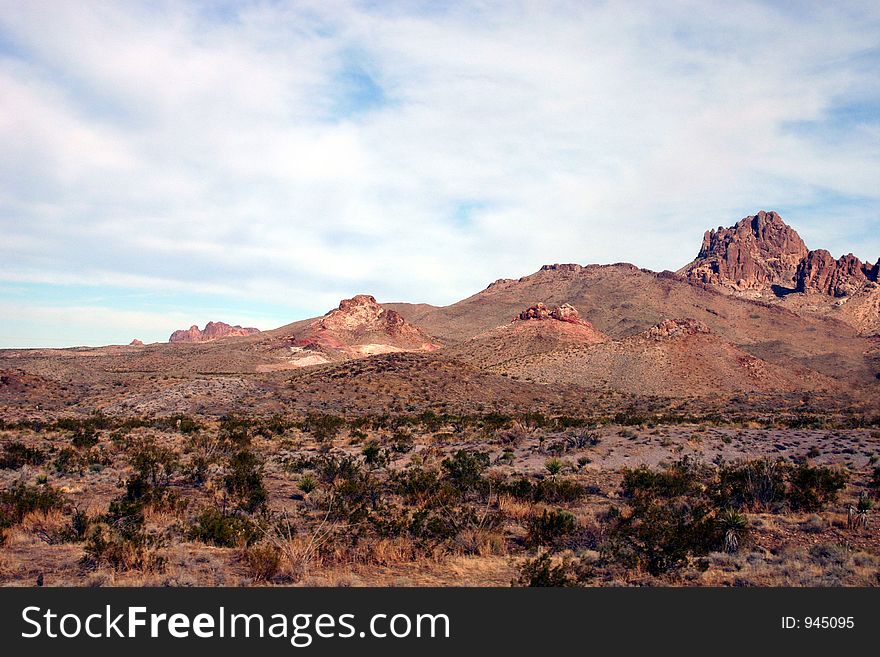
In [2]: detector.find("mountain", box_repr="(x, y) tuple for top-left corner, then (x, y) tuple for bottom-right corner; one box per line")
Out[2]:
(1, 211), (877, 416)
(677, 210), (879, 335)
(679, 210), (808, 292)
(169, 321), (260, 343)
(388, 261), (874, 385)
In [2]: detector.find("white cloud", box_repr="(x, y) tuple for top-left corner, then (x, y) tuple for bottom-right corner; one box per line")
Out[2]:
(0, 0), (878, 347)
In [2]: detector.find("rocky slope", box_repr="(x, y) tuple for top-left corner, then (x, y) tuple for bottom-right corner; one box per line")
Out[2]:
(169, 321), (260, 343)
(493, 318), (840, 397)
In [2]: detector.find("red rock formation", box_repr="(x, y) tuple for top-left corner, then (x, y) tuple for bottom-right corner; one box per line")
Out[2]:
(680, 210), (808, 290)
(550, 303), (583, 323)
(293, 294), (440, 353)
(129, 339), (144, 346)
(518, 303), (553, 320)
(169, 321), (260, 343)
(645, 318), (711, 340)
(796, 250), (877, 297)
(516, 302), (594, 327)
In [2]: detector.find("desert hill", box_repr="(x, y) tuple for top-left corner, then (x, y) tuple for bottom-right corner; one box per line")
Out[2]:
(447, 302), (608, 369)
(260, 294), (440, 369)
(492, 318), (841, 397)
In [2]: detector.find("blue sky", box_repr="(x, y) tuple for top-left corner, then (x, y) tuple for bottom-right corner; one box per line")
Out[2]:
(1, 0), (878, 347)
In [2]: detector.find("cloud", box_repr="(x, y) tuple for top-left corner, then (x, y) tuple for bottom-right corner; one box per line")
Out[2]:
(0, 0), (878, 347)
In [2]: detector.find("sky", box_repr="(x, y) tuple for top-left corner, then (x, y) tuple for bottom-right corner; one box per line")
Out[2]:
(1, 0), (879, 348)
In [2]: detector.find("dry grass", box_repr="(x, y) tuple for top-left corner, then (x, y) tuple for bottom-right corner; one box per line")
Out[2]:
(0, 415), (878, 587)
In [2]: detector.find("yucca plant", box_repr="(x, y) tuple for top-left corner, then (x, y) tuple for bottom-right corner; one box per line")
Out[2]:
(545, 458), (564, 477)
(717, 508), (748, 553)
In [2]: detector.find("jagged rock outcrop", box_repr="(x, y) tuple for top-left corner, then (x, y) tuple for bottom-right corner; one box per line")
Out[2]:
(796, 250), (878, 297)
(679, 210), (808, 290)
(516, 302), (591, 325)
(540, 263), (585, 273)
(169, 321), (260, 343)
(129, 339), (144, 346)
(550, 303), (582, 323)
(518, 303), (553, 321)
(645, 318), (711, 340)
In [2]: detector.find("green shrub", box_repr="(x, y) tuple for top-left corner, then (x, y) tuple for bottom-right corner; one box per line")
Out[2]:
(189, 508), (260, 547)
(82, 523), (165, 572)
(119, 439), (181, 511)
(441, 450), (490, 495)
(716, 508), (748, 553)
(787, 464), (847, 511)
(391, 466), (447, 505)
(0, 441), (46, 469)
(129, 439), (179, 489)
(0, 483), (65, 528)
(603, 498), (718, 575)
(254, 414), (290, 439)
(526, 508), (577, 549)
(298, 475), (317, 494)
(301, 413), (345, 442)
(71, 431), (99, 449)
(500, 477), (585, 504)
(390, 430), (414, 453)
(545, 458), (564, 476)
(314, 453), (362, 485)
(53, 446), (110, 475)
(714, 459), (788, 511)
(622, 457), (710, 500)
(535, 479), (585, 504)
(514, 552), (590, 587)
(361, 441), (388, 468)
(219, 414), (251, 445)
(224, 450), (267, 513)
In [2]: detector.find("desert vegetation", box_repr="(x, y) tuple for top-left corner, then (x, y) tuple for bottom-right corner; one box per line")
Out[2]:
(1, 411), (877, 586)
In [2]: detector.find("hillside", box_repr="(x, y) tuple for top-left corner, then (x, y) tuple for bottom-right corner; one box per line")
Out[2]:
(493, 319), (842, 398)
(388, 262), (874, 385)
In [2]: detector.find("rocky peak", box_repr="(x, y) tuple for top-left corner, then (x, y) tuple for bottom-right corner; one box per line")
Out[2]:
(680, 210), (808, 290)
(169, 321), (260, 343)
(486, 278), (515, 290)
(796, 250), (878, 297)
(318, 294), (433, 337)
(645, 318), (711, 340)
(321, 294), (388, 332)
(295, 294), (440, 353)
(338, 294), (379, 311)
(129, 339), (144, 346)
